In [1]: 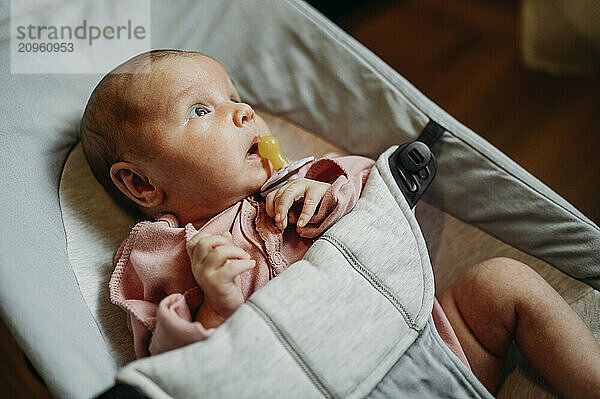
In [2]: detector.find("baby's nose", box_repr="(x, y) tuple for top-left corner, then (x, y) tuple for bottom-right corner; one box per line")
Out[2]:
(233, 103), (255, 127)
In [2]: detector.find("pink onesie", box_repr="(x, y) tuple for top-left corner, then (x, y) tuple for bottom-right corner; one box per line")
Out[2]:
(110, 155), (470, 368)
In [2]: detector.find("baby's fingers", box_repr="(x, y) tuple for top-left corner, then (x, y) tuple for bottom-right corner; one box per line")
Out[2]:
(187, 232), (229, 261)
(297, 187), (322, 228)
(218, 259), (256, 284)
(265, 190), (278, 220)
(186, 231), (211, 251)
(221, 231), (233, 241)
(275, 183), (304, 230)
(204, 245), (250, 272)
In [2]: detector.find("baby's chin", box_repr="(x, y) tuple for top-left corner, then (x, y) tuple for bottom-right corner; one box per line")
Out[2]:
(241, 159), (271, 197)
(257, 163), (273, 193)
(254, 157), (272, 180)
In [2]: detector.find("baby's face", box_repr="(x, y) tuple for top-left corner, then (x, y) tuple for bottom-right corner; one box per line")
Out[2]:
(130, 54), (271, 224)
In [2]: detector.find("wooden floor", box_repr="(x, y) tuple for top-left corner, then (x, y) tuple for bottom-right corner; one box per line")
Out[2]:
(1, 1), (598, 398)
(0, 318), (52, 398)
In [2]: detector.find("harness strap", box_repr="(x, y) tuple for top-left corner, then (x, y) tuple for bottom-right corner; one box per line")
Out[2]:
(417, 120), (445, 149)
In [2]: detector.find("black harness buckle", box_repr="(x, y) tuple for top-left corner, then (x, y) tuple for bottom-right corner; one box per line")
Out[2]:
(388, 120), (444, 208)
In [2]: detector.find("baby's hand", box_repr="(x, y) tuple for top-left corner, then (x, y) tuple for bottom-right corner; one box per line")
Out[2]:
(186, 231), (256, 321)
(265, 177), (331, 230)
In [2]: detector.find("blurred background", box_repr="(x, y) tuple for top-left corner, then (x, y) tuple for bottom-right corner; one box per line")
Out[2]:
(308, 0), (600, 225)
(2, 1), (599, 398)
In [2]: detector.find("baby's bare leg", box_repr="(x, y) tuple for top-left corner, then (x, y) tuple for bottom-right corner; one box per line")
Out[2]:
(439, 257), (600, 398)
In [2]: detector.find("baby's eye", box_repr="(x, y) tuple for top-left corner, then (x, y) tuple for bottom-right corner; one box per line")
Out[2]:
(230, 98), (240, 103)
(189, 105), (210, 120)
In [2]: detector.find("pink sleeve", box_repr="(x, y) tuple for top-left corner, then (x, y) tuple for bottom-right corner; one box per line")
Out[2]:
(297, 155), (375, 238)
(148, 293), (215, 356)
(110, 217), (214, 358)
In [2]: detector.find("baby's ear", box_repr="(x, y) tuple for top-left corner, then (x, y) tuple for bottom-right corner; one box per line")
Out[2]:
(109, 161), (164, 209)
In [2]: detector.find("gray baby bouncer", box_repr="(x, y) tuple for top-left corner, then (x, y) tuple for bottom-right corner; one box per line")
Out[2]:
(1, 1), (598, 398)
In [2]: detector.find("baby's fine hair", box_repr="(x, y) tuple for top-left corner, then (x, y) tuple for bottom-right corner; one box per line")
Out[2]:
(79, 49), (198, 218)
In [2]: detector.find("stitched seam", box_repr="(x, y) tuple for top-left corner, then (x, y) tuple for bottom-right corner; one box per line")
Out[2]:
(375, 157), (429, 323)
(246, 300), (335, 398)
(58, 140), (83, 259)
(320, 234), (419, 331)
(241, 199), (267, 258)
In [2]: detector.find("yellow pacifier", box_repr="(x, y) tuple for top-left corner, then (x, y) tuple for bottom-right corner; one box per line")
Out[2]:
(258, 135), (288, 171)
(258, 135), (314, 197)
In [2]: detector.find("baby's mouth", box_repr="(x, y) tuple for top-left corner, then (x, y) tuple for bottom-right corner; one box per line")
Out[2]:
(246, 142), (260, 159)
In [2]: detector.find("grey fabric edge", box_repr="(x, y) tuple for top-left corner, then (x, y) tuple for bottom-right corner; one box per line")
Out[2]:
(116, 367), (174, 399)
(349, 330), (422, 399)
(375, 147), (436, 327)
(366, 318), (494, 399)
(425, 318), (493, 398)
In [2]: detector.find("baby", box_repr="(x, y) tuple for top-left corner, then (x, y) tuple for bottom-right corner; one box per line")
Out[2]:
(80, 50), (600, 398)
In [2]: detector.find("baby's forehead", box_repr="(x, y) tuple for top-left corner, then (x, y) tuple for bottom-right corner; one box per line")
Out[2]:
(152, 54), (234, 93)
(143, 55), (236, 122)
